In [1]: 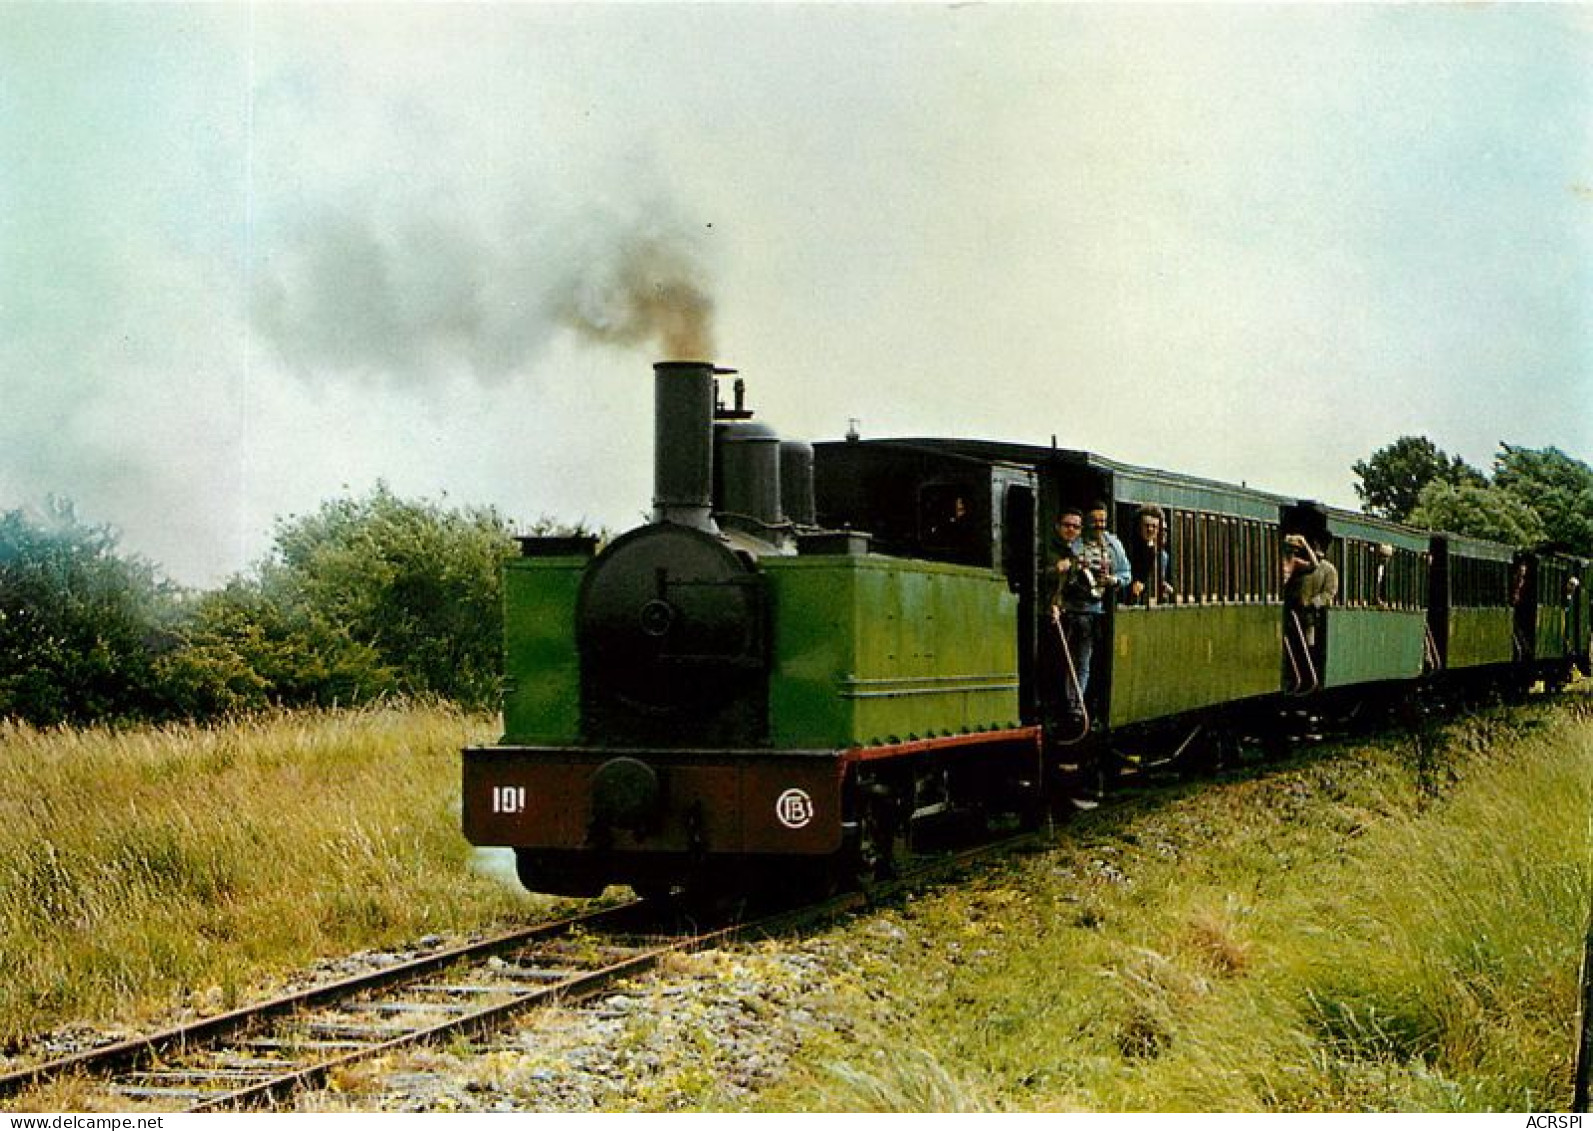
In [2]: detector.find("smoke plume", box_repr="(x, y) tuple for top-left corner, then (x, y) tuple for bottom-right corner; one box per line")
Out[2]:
(554, 219), (717, 361)
(251, 197), (718, 385)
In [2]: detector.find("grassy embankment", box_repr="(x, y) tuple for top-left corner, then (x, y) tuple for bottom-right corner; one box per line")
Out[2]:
(3, 691), (1589, 1111)
(768, 690), (1593, 1112)
(0, 704), (540, 1050)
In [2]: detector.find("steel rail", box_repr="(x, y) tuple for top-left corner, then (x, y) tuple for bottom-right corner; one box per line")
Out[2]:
(0, 899), (650, 1106)
(189, 836), (1033, 1112)
(1, 819), (1048, 1112)
(187, 933), (683, 1111)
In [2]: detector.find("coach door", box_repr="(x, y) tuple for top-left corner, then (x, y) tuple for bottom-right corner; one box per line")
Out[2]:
(998, 472), (1038, 719)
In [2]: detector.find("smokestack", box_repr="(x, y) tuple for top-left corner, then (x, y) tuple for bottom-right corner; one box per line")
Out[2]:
(652, 360), (722, 532)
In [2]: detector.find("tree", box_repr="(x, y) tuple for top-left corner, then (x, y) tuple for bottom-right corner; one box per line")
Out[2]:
(1492, 444), (1593, 556)
(1406, 479), (1546, 546)
(263, 485), (521, 709)
(0, 486), (593, 724)
(0, 501), (174, 725)
(1352, 436), (1486, 522)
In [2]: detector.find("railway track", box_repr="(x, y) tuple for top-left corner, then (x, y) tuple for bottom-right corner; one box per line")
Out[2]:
(0, 827), (1047, 1113)
(0, 899), (680, 1112)
(0, 707), (1452, 1114)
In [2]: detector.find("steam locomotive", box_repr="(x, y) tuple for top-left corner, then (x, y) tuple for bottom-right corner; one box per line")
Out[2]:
(462, 360), (1592, 898)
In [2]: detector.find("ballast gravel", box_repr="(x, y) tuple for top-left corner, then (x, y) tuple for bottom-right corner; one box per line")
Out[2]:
(297, 940), (869, 1112)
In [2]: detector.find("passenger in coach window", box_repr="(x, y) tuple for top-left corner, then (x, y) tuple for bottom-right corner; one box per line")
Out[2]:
(1373, 542), (1394, 607)
(1125, 504), (1174, 606)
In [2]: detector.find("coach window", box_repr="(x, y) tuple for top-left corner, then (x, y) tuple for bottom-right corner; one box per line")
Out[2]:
(1210, 516), (1223, 602)
(1208, 516), (1221, 603)
(1185, 512), (1197, 602)
(1263, 524), (1281, 602)
(1210, 515), (1222, 603)
(1474, 559), (1496, 607)
(1185, 511), (1200, 604)
(1255, 526), (1265, 602)
(1171, 511), (1188, 605)
(1251, 521), (1264, 602)
(1490, 560), (1510, 606)
(1217, 517), (1231, 601)
(1475, 559), (1495, 607)
(1201, 515), (1214, 603)
(1254, 521), (1268, 602)
(919, 484), (979, 560)
(1344, 540), (1364, 607)
(1231, 519), (1242, 600)
(1203, 515), (1216, 602)
(1231, 521), (1241, 603)
(1172, 510), (1185, 605)
(1235, 519), (1248, 602)
(1455, 557), (1508, 608)
(1228, 518), (1243, 602)
(1204, 516), (1215, 603)
(1229, 517), (1242, 602)
(1219, 517), (1230, 602)
(1184, 510), (1199, 604)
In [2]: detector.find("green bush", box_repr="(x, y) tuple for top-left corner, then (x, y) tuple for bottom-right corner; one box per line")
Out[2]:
(0, 501), (172, 725)
(264, 484), (520, 709)
(1, 488), (589, 725)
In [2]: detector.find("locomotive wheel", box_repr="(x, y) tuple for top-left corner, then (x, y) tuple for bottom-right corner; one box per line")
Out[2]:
(514, 849), (608, 899)
(629, 881), (679, 904)
(1011, 781), (1047, 832)
(848, 784), (901, 889)
(762, 857), (842, 905)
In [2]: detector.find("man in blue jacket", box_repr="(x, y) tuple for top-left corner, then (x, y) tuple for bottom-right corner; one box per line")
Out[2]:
(1049, 502), (1131, 728)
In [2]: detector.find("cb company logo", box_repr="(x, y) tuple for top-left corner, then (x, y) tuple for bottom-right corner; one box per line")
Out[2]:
(774, 788), (814, 830)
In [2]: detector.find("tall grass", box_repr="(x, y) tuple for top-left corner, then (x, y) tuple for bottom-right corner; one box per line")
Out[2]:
(0, 704), (537, 1047)
(1284, 706), (1592, 1109)
(773, 694), (1593, 1112)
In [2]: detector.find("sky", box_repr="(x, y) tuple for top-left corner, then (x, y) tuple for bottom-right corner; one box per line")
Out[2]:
(3, 3), (1590, 586)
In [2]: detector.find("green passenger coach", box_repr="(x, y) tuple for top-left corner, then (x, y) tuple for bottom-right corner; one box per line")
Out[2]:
(1107, 471), (1287, 728)
(1314, 510), (1430, 691)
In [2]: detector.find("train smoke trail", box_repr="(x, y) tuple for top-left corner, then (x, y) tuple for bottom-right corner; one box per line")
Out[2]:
(250, 198), (717, 384)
